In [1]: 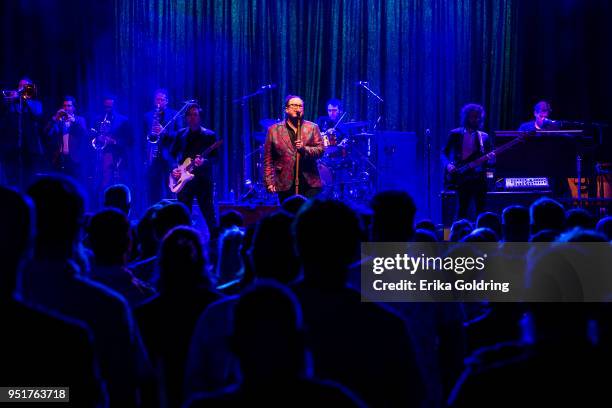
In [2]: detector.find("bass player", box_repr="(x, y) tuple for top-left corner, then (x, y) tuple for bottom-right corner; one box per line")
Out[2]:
(443, 103), (495, 220)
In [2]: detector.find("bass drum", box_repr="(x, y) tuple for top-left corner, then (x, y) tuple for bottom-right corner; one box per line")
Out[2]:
(317, 161), (333, 187)
(317, 160), (371, 201)
(317, 161), (353, 187)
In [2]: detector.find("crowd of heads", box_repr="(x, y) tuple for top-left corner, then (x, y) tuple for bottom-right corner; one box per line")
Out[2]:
(3, 173), (612, 406)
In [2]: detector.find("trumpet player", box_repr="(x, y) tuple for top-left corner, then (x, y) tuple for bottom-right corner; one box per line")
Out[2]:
(45, 96), (87, 178)
(143, 88), (182, 204)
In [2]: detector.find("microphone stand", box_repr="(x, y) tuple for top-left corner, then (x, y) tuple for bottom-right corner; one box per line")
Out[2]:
(357, 82), (384, 103)
(357, 81), (384, 195)
(17, 95), (24, 189)
(425, 128), (432, 218)
(232, 84), (276, 202)
(156, 99), (196, 136)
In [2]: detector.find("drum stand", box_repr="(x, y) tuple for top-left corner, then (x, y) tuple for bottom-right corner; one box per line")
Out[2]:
(239, 144), (276, 204)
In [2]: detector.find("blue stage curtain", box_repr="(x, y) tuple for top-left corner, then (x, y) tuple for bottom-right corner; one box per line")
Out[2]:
(112, 0), (522, 208)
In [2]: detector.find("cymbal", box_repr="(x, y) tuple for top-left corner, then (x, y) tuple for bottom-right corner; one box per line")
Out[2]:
(260, 118), (279, 129)
(354, 132), (374, 137)
(338, 121), (369, 130)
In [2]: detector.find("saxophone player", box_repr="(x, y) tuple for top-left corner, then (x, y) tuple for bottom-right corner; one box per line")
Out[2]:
(143, 88), (182, 204)
(45, 96), (87, 179)
(91, 95), (133, 196)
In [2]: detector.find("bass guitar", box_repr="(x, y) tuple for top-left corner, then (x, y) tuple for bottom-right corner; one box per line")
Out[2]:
(444, 132), (529, 188)
(168, 140), (223, 194)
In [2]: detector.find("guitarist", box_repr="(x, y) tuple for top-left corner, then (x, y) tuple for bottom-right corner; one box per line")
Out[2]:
(443, 103), (495, 220)
(170, 104), (218, 231)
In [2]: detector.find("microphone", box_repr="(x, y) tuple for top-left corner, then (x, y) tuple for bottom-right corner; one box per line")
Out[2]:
(355, 81), (369, 86)
(542, 118), (559, 126)
(183, 99), (198, 104)
(260, 83), (277, 89)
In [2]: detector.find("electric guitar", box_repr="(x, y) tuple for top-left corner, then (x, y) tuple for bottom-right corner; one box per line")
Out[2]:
(168, 140), (223, 194)
(444, 132), (529, 188)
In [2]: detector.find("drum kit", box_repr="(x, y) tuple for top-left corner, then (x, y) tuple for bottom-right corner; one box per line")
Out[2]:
(246, 118), (376, 203)
(316, 120), (376, 201)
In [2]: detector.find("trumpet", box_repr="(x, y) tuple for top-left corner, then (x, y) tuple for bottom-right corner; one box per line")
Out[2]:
(56, 109), (75, 124)
(91, 113), (112, 151)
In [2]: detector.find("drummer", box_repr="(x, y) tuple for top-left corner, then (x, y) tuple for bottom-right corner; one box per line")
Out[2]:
(316, 98), (344, 133)
(316, 98), (346, 149)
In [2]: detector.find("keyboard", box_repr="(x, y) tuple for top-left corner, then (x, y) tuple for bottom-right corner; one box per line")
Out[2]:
(504, 177), (550, 190)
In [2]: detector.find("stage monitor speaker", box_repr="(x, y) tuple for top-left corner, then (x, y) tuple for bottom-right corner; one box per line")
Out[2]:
(440, 190), (553, 227)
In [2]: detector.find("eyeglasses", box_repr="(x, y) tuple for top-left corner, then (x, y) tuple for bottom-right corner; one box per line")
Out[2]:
(287, 104), (303, 109)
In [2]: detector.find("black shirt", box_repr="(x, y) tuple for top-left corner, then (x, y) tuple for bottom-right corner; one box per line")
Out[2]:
(172, 127), (217, 178)
(316, 116), (337, 133)
(286, 121), (299, 143)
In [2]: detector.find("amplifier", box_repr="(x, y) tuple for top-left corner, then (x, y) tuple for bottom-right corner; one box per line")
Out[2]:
(500, 177), (550, 190)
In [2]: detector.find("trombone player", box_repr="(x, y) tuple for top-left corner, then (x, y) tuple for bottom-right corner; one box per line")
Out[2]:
(45, 96), (87, 179)
(0, 77), (44, 188)
(143, 88), (182, 204)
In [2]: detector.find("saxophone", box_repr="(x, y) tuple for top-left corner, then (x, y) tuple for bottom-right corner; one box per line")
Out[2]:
(91, 113), (111, 151)
(146, 104), (162, 165)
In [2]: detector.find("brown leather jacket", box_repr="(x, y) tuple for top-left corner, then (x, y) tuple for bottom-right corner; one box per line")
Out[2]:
(264, 120), (324, 192)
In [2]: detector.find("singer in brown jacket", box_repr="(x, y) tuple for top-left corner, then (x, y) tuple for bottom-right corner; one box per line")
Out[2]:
(264, 95), (324, 203)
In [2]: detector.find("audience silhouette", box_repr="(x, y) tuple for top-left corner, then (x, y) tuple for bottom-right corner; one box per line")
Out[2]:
(3, 171), (611, 408)
(136, 226), (221, 408)
(19, 175), (152, 406)
(185, 282), (365, 407)
(88, 208), (155, 306)
(184, 211), (299, 396)
(292, 198), (424, 407)
(0, 185), (105, 407)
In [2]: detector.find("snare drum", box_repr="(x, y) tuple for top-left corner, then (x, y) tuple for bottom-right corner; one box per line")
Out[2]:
(323, 136), (350, 166)
(322, 129), (339, 154)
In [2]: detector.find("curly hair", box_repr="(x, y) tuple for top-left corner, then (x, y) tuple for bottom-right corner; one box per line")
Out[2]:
(460, 103), (485, 128)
